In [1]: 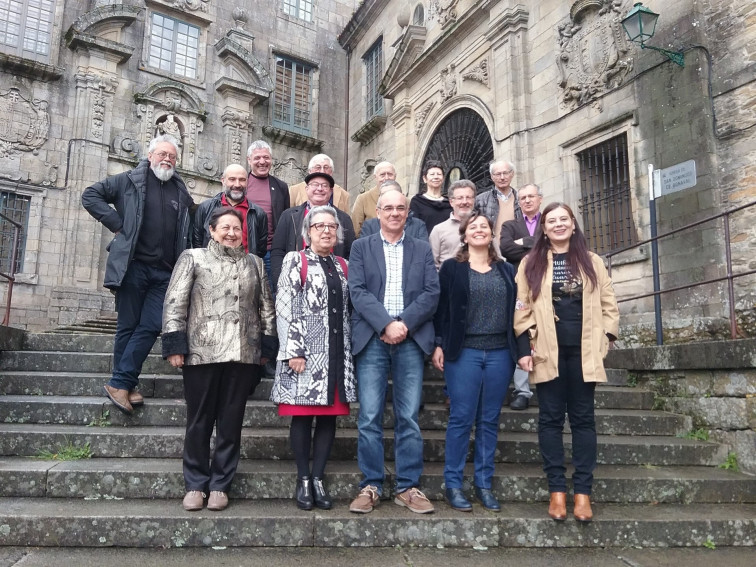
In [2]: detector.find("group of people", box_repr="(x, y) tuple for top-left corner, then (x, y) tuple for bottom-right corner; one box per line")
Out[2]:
(83, 136), (618, 523)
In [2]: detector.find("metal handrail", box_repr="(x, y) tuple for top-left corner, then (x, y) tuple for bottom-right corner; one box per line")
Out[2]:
(0, 212), (22, 327)
(605, 200), (756, 342)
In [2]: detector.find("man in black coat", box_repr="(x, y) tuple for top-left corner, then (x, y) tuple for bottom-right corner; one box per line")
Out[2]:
(270, 172), (355, 289)
(499, 183), (543, 410)
(193, 163), (268, 256)
(82, 135), (194, 415)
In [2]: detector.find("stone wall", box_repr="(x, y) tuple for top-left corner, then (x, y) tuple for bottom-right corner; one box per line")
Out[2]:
(607, 338), (756, 473)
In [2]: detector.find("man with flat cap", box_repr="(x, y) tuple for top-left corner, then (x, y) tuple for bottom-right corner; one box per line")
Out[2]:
(270, 171), (355, 289)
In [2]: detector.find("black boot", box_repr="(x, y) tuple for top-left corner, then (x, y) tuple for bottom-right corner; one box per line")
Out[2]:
(295, 476), (313, 510)
(312, 477), (333, 510)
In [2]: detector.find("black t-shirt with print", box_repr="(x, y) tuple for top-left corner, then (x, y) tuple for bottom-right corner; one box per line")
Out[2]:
(552, 253), (583, 347)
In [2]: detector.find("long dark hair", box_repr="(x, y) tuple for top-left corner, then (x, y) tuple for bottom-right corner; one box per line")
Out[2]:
(523, 202), (597, 299)
(454, 210), (499, 265)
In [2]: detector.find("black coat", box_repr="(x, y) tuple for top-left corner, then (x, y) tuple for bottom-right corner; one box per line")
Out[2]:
(193, 192), (268, 257)
(499, 217), (536, 271)
(270, 203), (355, 289)
(433, 259), (529, 362)
(82, 159), (194, 289)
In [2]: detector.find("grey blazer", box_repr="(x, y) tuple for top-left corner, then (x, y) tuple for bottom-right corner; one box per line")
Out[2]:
(348, 232), (440, 356)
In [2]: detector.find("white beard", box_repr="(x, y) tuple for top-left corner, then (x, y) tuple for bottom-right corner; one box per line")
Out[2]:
(225, 188), (245, 203)
(151, 163), (175, 182)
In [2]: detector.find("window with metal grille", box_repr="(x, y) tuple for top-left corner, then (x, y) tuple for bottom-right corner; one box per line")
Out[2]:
(273, 56), (313, 135)
(0, 0), (54, 62)
(282, 0), (312, 21)
(364, 39), (384, 120)
(148, 13), (199, 79)
(0, 191), (30, 274)
(577, 133), (638, 254)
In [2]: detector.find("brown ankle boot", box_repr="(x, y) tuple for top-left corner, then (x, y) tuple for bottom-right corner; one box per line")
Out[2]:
(573, 493), (593, 522)
(548, 492), (567, 521)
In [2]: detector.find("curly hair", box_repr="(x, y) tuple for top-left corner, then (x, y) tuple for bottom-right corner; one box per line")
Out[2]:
(454, 210), (500, 265)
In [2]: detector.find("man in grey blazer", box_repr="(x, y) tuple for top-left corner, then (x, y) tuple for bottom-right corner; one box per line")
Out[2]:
(348, 188), (440, 515)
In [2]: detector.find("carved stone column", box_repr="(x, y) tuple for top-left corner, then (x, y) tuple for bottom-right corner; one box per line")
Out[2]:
(221, 108), (254, 167)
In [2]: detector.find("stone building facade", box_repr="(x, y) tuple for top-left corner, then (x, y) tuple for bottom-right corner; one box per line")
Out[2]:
(339, 0), (756, 345)
(0, 0), (357, 330)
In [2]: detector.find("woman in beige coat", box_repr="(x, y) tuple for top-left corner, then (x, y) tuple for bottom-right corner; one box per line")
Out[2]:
(514, 202), (618, 523)
(162, 207), (276, 512)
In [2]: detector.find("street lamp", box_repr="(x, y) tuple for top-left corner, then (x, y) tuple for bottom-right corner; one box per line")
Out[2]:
(621, 2), (685, 67)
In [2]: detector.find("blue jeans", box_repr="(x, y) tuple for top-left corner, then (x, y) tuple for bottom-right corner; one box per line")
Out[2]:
(355, 335), (425, 495)
(536, 345), (597, 495)
(110, 261), (171, 390)
(444, 347), (514, 489)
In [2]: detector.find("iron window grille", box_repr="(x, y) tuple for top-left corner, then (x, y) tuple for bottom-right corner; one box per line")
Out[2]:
(577, 133), (638, 254)
(364, 39), (384, 121)
(0, 191), (30, 274)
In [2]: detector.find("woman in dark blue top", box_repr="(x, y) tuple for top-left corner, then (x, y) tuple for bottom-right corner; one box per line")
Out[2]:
(432, 211), (529, 512)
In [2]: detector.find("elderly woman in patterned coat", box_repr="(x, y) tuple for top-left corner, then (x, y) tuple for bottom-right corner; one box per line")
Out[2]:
(162, 207), (276, 513)
(272, 205), (356, 511)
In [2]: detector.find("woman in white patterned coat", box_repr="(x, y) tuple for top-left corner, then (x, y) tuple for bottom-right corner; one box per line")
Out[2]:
(162, 207), (276, 512)
(272, 205), (356, 511)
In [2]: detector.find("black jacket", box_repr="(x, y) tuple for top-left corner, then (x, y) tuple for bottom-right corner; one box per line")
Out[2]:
(82, 159), (194, 289)
(409, 194), (453, 234)
(499, 217), (536, 272)
(434, 259), (529, 362)
(247, 174), (290, 234)
(270, 203), (355, 289)
(193, 192), (268, 257)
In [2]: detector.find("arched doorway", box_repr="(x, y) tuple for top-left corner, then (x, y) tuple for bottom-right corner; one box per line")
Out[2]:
(419, 108), (494, 195)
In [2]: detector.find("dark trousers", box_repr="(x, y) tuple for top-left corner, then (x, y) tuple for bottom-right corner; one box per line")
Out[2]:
(536, 346), (597, 495)
(182, 362), (261, 492)
(110, 260), (171, 390)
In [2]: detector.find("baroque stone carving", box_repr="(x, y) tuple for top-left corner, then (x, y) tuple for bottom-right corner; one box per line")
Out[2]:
(221, 108), (253, 165)
(439, 64), (457, 102)
(415, 100), (436, 136)
(273, 158), (307, 187)
(431, 0), (459, 28)
(0, 86), (50, 158)
(112, 134), (141, 159)
(462, 59), (489, 88)
(170, 0), (209, 13)
(556, 0), (633, 110)
(91, 94), (106, 138)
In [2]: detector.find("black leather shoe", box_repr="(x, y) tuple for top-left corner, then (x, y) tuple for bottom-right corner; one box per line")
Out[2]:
(295, 477), (313, 510)
(312, 477), (333, 510)
(509, 394), (529, 410)
(475, 487), (501, 511)
(445, 488), (472, 512)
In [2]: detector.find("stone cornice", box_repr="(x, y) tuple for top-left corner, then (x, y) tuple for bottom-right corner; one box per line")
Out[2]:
(338, 0), (392, 51)
(379, 25), (427, 99)
(215, 35), (274, 91)
(261, 126), (324, 152)
(350, 114), (387, 145)
(0, 53), (64, 81)
(65, 5), (141, 63)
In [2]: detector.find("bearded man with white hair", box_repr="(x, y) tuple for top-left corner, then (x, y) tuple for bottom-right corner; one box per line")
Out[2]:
(82, 134), (195, 416)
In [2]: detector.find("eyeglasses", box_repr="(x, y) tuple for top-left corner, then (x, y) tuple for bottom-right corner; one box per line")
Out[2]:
(153, 151), (177, 161)
(491, 170), (513, 177)
(312, 222), (339, 233)
(307, 182), (331, 189)
(519, 194), (540, 201)
(378, 205), (407, 213)
(452, 195), (475, 201)
(311, 165), (333, 173)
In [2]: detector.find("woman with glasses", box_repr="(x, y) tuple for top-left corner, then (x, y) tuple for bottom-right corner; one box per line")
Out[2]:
(432, 211), (529, 512)
(272, 205), (356, 511)
(514, 202), (619, 522)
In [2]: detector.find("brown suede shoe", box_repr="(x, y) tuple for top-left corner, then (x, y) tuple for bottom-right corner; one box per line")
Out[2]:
(394, 487), (434, 514)
(573, 494), (593, 522)
(349, 485), (380, 514)
(207, 491), (228, 511)
(548, 492), (567, 521)
(182, 490), (205, 511)
(104, 385), (133, 415)
(128, 390), (144, 406)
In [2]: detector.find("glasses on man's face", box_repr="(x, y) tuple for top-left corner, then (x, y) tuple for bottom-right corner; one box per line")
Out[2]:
(308, 182), (331, 189)
(154, 151), (177, 161)
(519, 194), (540, 201)
(311, 222), (339, 233)
(379, 205), (407, 214)
(491, 170), (513, 177)
(311, 164), (333, 173)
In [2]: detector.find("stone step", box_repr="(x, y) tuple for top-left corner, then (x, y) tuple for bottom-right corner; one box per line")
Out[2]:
(0, 372), (656, 409)
(0, 395), (689, 436)
(3, 457), (754, 504)
(0, 497), (754, 548)
(0, 351), (179, 374)
(0, 424), (727, 465)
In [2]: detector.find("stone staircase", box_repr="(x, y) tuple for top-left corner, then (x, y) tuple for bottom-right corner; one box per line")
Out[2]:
(0, 331), (754, 548)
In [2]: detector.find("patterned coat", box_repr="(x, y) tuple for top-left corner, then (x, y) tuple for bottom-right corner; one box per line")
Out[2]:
(161, 239), (276, 365)
(271, 249), (356, 406)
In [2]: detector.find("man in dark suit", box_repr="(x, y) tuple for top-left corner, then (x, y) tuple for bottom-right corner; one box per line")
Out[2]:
(359, 180), (429, 241)
(347, 188), (440, 515)
(499, 183), (543, 410)
(270, 171), (355, 289)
